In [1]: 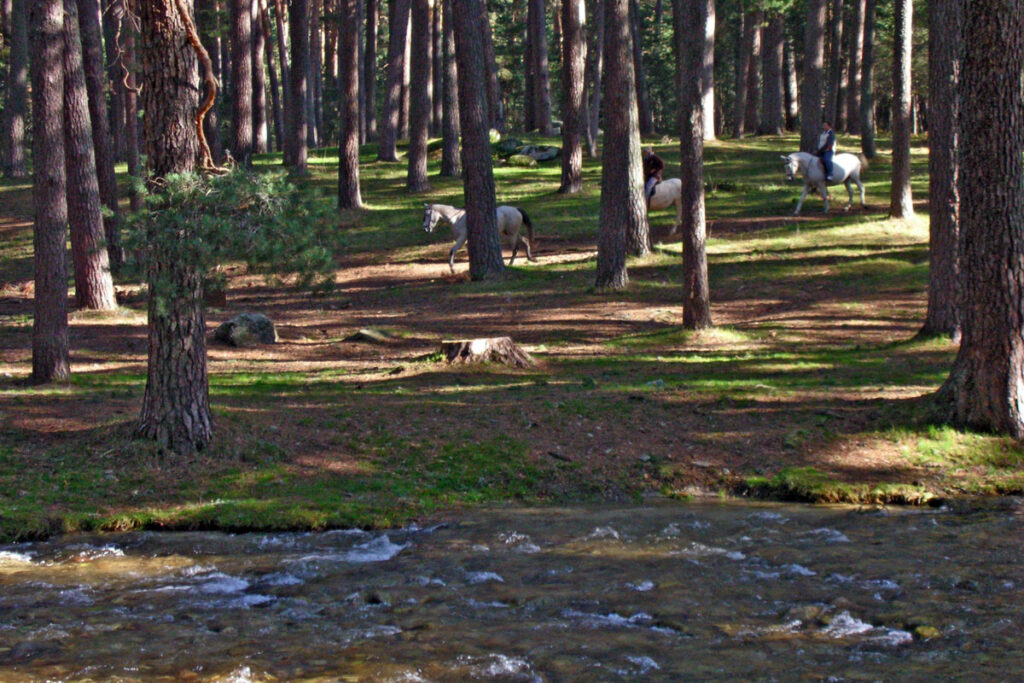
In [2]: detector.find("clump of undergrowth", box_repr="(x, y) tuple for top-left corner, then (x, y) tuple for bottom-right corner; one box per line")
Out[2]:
(742, 466), (938, 506)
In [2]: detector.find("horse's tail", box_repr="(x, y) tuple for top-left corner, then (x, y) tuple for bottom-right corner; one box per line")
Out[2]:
(517, 207), (534, 244)
(857, 153), (869, 172)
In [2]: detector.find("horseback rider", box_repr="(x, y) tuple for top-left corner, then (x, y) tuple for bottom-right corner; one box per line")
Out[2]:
(817, 120), (836, 181)
(642, 147), (664, 208)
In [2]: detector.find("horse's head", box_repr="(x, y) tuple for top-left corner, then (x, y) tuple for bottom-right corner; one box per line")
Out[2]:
(422, 204), (440, 233)
(781, 154), (800, 182)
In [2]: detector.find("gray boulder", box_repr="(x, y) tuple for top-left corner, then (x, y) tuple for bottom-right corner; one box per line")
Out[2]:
(214, 312), (278, 347)
(516, 144), (561, 162)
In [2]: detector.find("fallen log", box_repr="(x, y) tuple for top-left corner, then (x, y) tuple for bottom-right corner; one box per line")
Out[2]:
(440, 337), (534, 368)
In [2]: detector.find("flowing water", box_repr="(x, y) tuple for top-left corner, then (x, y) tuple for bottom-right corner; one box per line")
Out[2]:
(1, 499), (1023, 681)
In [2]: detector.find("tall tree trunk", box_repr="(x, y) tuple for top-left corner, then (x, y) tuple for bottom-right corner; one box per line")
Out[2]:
(431, 0), (443, 134)
(440, 0), (460, 176)
(121, 11), (143, 212)
(523, 1), (535, 132)
(480, 0), (504, 131)
(400, 14), (411, 140)
(285, 0), (309, 170)
(136, 0), (213, 453)
(800, 0), (826, 151)
(196, 0), (226, 164)
(700, 0), (715, 141)
(274, 0), (292, 102)
(103, 0), (126, 161)
(252, 0), (269, 153)
(888, 0), (913, 218)
(357, 0), (366, 143)
(629, 0), (653, 135)
(378, 0), (410, 160)
(77, 0), (122, 269)
(338, 0), (363, 207)
(825, 0), (844, 127)
(407, 0), (432, 192)
(558, 0), (585, 193)
(583, 0), (603, 156)
(259, 0), (284, 151)
(759, 13), (783, 135)
(921, 0), (961, 339)
(595, 0), (647, 289)
(452, 0), (505, 280)
(310, 0), (324, 146)
(845, 0), (864, 134)
(1, 0), (28, 177)
(940, 0), (1024, 437)
(29, 0), (71, 384)
(231, 0), (254, 163)
(528, 0), (554, 134)
(733, 7), (751, 138)
(674, 0), (711, 329)
(63, 0), (116, 312)
(783, 31), (799, 130)
(364, 0), (378, 139)
(742, 8), (761, 135)
(859, 0), (876, 157)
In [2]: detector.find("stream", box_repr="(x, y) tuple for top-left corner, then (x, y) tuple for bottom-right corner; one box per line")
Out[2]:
(1, 499), (1022, 681)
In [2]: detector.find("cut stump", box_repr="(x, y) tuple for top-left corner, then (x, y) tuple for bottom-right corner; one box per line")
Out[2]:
(440, 337), (534, 368)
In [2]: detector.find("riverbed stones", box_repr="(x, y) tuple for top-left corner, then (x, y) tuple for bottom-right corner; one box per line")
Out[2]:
(213, 312), (278, 346)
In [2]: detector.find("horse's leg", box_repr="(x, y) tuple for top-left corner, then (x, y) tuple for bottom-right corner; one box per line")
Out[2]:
(449, 233), (468, 274)
(794, 184), (810, 215)
(521, 234), (536, 262)
(857, 174), (866, 208)
(844, 180), (854, 211)
(672, 198), (682, 234)
(819, 183), (829, 213)
(508, 240), (518, 266)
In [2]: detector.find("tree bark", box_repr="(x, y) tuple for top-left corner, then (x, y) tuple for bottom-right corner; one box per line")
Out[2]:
(700, 0), (715, 141)
(451, 0), (505, 280)
(845, 0), (864, 134)
(732, 6), (750, 138)
(888, 0), (913, 219)
(399, 11), (410, 140)
(440, 0), (460, 176)
(758, 12), (783, 135)
(406, 0), (431, 192)
(674, 0), (711, 329)
(196, 0), (226, 164)
(77, 0), (122, 269)
(595, 0), (646, 290)
(441, 337), (534, 367)
(309, 0), (324, 146)
(63, 0), (116, 312)
(29, 0), (71, 384)
(528, 0), (554, 134)
(629, 0), (653, 135)
(783, 31), (798, 131)
(431, 0), (443, 134)
(231, 0), (254, 164)
(338, 0), (363, 207)
(378, 0), (410, 160)
(259, 0), (284, 151)
(285, 0), (309, 170)
(274, 0), (292, 102)
(103, 0), (126, 161)
(1, 0), (28, 177)
(583, 0), (603, 157)
(940, 0), (1024, 437)
(480, 0), (504, 131)
(921, 0), (961, 339)
(825, 0), (844, 127)
(558, 0), (585, 193)
(135, 0), (213, 453)
(859, 0), (876, 157)
(252, 0), (269, 153)
(121, 14), (143, 212)
(364, 0), (378, 139)
(742, 8), (761, 135)
(800, 0), (826, 151)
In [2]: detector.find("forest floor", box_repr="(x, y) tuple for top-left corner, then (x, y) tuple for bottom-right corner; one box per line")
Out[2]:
(1, 134), (1022, 542)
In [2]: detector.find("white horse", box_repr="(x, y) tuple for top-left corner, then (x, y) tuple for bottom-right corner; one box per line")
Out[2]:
(781, 151), (867, 215)
(648, 178), (683, 233)
(422, 203), (536, 273)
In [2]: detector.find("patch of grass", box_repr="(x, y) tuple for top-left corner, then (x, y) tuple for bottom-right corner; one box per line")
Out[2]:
(743, 466), (936, 505)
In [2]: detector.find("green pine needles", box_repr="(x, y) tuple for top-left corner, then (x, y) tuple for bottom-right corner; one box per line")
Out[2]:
(124, 170), (341, 309)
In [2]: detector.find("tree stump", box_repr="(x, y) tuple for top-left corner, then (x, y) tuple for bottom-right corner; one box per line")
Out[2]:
(440, 337), (534, 368)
